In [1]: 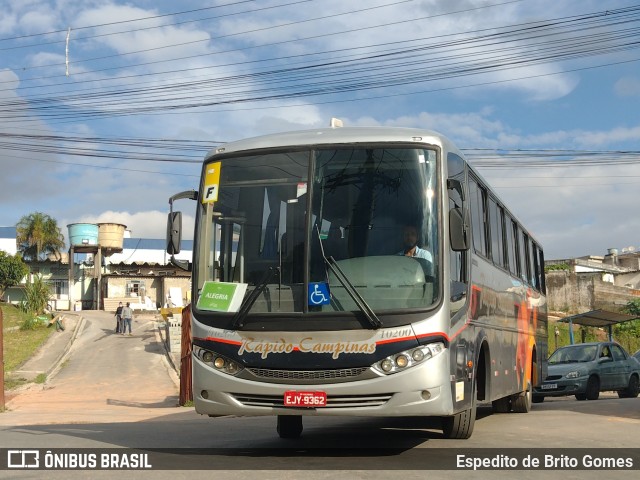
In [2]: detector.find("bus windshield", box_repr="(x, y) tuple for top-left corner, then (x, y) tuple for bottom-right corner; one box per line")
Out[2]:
(195, 146), (440, 316)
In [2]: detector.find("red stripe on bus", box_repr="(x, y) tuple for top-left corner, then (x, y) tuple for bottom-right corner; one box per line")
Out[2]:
(199, 336), (242, 346)
(376, 336), (417, 346)
(415, 331), (451, 342)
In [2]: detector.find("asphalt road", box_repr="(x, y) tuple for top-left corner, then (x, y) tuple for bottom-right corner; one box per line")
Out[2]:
(1, 311), (639, 479)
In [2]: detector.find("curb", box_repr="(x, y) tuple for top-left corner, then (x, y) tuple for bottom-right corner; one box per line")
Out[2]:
(153, 320), (180, 389)
(44, 314), (85, 383)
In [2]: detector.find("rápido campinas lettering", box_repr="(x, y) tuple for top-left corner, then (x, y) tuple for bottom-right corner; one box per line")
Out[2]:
(238, 337), (376, 359)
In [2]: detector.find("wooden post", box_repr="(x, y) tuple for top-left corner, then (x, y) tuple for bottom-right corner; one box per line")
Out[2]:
(179, 304), (193, 406)
(0, 306), (5, 410)
(69, 246), (74, 310)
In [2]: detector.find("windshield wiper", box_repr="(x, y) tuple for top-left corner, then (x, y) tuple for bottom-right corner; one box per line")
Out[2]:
(315, 226), (382, 329)
(231, 266), (279, 330)
(324, 256), (382, 329)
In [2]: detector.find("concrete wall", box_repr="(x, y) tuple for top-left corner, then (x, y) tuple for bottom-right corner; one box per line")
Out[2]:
(546, 270), (640, 313)
(546, 271), (596, 313)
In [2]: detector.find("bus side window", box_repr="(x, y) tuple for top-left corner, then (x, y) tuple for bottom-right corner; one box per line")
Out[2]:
(505, 214), (517, 277)
(468, 177), (487, 258)
(521, 231), (532, 285)
(512, 220), (522, 280)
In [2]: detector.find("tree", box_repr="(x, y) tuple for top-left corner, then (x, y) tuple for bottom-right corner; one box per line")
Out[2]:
(16, 212), (65, 261)
(617, 299), (640, 352)
(0, 250), (29, 299)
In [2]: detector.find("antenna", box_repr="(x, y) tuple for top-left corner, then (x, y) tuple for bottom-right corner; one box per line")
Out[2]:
(65, 27), (71, 77)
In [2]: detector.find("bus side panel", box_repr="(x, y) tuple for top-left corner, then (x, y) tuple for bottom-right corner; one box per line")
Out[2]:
(467, 254), (545, 403)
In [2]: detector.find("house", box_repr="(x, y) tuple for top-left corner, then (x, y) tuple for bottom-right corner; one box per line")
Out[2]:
(98, 237), (192, 311)
(89, 237), (193, 311)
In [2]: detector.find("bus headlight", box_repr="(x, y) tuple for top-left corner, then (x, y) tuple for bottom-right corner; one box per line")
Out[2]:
(194, 346), (244, 376)
(372, 342), (445, 376)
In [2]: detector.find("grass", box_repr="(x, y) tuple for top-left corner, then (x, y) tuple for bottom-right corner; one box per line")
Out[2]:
(549, 319), (640, 355)
(2, 303), (55, 389)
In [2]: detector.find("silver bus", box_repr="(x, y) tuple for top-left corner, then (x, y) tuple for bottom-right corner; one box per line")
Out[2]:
(167, 124), (548, 439)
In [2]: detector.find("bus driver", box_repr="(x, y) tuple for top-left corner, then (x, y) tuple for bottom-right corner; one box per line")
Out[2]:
(398, 224), (433, 263)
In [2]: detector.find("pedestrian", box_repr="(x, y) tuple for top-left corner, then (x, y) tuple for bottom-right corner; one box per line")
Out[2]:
(121, 302), (133, 336)
(115, 302), (123, 333)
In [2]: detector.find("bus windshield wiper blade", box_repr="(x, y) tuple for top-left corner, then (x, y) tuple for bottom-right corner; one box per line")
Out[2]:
(324, 255), (382, 329)
(314, 225), (381, 329)
(231, 266), (279, 330)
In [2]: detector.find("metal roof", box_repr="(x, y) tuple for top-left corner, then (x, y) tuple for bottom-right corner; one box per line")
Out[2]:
(557, 309), (640, 328)
(0, 226), (17, 238)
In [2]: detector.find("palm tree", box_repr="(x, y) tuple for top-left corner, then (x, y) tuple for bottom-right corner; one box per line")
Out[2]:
(16, 212), (65, 261)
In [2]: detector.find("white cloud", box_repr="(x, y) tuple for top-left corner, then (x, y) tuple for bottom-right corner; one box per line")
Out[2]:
(18, 9), (56, 33)
(74, 4), (211, 62)
(614, 76), (640, 97)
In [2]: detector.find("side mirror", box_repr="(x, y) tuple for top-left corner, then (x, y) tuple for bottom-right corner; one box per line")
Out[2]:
(167, 211), (182, 255)
(449, 207), (470, 251)
(447, 178), (466, 201)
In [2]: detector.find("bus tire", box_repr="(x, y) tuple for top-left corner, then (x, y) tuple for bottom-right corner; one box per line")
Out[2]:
(512, 382), (532, 413)
(277, 415), (303, 439)
(442, 381), (476, 439)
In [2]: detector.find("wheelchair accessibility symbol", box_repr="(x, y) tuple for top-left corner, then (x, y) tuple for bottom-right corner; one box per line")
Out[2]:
(308, 283), (330, 306)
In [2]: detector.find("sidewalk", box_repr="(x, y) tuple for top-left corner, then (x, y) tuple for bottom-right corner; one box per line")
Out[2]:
(1, 310), (184, 425)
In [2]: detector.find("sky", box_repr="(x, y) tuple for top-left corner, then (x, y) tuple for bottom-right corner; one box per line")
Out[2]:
(0, 0), (639, 260)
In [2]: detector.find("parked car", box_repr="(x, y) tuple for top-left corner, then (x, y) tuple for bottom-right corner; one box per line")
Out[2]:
(533, 342), (640, 402)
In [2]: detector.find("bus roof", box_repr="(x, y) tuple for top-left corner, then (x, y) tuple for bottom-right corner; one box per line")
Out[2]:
(203, 125), (542, 247)
(206, 126), (463, 158)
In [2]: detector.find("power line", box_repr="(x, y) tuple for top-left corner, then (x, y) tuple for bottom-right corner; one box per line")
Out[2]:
(0, 0), (260, 42)
(1, 5), (637, 123)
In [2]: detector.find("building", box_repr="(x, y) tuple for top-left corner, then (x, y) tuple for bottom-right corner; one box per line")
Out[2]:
(1, 225), (193, 312)
(0, 226), (18, 255)
(546, 247), (640, 314)
(100, 237), (193, 312)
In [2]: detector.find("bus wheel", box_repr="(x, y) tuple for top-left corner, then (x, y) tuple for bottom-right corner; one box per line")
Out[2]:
(277, 415), (303, 439)
(442, 381), (476, 439)
(512, 382), (532, 413)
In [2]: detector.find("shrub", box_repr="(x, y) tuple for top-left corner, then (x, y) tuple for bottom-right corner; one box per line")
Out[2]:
(19, 275), (52, 316)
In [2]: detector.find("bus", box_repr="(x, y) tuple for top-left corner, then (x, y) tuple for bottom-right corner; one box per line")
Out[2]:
(167, 123), (548, 439)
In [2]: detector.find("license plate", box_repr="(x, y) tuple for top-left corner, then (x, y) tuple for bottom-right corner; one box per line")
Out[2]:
(283, 391), (327, 408)
(541, 383), (558, 390)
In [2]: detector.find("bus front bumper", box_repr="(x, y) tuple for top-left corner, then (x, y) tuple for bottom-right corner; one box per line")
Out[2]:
(192, 351), (458, 418)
